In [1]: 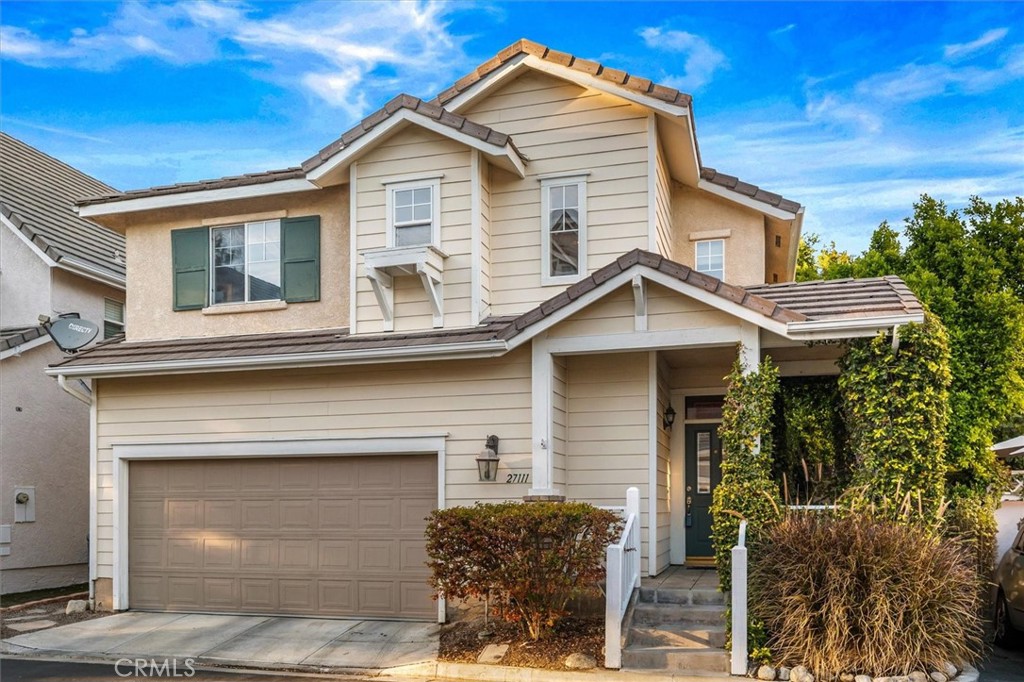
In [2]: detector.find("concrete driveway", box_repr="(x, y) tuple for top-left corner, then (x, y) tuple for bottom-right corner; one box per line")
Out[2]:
(1, 611), (438, 672)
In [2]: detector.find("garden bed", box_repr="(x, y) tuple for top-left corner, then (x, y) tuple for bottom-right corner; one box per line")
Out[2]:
(439, 616), (603, 669)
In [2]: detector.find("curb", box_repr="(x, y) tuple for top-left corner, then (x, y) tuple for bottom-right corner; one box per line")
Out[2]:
(0, 592), (88, 613)
(386, 661), (736, 682)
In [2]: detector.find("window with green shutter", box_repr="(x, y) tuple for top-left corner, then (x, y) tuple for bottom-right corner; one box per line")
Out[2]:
(171, 216), (320, 310)
(172, 226), (210, 310)
(281, 216), (321, 303)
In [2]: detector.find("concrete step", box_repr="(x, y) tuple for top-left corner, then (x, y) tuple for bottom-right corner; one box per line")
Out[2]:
(622, 645), (730, 673)
(639, 586), (725, 605)
(631, 603), (726, 626)
(628, 624), (727, 649)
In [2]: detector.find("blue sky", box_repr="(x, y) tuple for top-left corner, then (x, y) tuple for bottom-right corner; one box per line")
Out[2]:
(2, 1), (1022, 251)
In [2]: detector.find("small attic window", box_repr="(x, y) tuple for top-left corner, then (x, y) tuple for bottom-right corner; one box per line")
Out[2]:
(775, 234), (782, 248)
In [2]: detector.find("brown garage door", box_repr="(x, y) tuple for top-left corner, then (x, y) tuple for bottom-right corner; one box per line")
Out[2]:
(128, 455), (437, 619)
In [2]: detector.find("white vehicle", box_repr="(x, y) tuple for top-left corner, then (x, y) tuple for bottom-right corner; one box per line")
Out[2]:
(995, 521), (1024, 645)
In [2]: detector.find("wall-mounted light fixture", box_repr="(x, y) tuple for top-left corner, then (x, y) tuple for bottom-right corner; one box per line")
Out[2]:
(476, 435), (500, 482)
(662, 405), (677, 430)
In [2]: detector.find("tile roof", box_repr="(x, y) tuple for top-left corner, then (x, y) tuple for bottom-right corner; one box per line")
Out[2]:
(300, 94), (517, 173)
(50, 318), (517, 370)
(433, 39), (694, 112)
(76, 167), (306, 207)
(700, 167), (802, 214)
(49, 250), (923, 374)
(1, 133), (126, 282)
(496, 249), (807, 341)
(77, 95), (517, 207)
(745, 276), (925, 320)
(1, 325), (48, 353)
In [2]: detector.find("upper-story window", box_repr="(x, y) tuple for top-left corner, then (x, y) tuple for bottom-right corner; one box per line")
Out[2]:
(387, 178), (440, 249)
(541, 175), (588, 285)
(103, 298), (125, 339)
(171, 216), (320, 311)
(212, 220), (282, 304)
(695, 239), (725, 281)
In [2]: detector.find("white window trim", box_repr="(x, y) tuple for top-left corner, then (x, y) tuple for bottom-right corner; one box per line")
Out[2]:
(385, 177), (441, 249)
(209, 219), (283, 305)
(695, 238), (725, 281)
(540, 174), (588, 286)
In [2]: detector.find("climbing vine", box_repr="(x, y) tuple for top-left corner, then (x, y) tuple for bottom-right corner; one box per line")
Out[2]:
(711, 350), (782, 592)
(837, 312), (952, 521)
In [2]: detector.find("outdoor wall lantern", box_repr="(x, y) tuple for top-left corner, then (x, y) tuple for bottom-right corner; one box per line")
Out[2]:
(663, 405), (677, 430)
(476, 435), (500, 482)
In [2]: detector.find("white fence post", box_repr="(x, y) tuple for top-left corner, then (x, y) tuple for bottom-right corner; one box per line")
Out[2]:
(731, 520), (748, 676)
(626, 486), (640, 589)
(605, 542), (623, 669)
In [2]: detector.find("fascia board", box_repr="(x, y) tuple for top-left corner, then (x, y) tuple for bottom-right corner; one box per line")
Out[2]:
(46, 339), (509, 379)
(2, 213), (58, 267)
(786, 313), (926, 340)
(697, 179), (799, 221)
(77, 179), (320, 217)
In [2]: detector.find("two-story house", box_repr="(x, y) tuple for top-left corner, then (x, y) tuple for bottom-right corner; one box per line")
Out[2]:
(49, 41), (923, 620)
(1, 132), (127, 594)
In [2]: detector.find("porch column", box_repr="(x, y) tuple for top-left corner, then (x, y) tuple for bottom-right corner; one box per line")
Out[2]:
(527, 332), (562, 500)
(739, 321), (762, 456)
(739, 321), (760, 374)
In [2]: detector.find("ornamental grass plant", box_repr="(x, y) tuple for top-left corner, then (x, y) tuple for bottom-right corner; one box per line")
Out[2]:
(748, 510), (981, 678)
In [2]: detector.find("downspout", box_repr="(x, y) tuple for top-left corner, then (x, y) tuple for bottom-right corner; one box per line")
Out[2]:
(57, 374), (97, 603)
(891, 324), (901, 352)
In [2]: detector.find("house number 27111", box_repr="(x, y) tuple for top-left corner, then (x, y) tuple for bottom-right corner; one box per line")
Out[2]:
(506, 473), (530, 484)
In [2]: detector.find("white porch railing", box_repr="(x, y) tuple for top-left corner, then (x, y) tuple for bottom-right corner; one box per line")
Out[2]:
(731, 519), (748, 676)
(605, 486), (641, 670)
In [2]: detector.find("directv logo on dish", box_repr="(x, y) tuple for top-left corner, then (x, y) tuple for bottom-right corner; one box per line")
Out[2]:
(68, 323), (91, 333)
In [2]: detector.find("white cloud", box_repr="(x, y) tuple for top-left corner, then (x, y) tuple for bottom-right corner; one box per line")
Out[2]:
(0, 1), (471, 113)
(944, 27), (1009, 60)
(770, 24), (796, 36)
(639, 26), (728, 91)
(804, 94), (882, 135)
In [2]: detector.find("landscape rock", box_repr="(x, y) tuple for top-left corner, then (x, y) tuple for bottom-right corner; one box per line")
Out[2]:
(564, 652), (597, 670)
(930, 673), (948, 682)
(875, 677), (891, 682)
(941, 663), (958, 679)
(758, 665), (777, 680)
(65, 599), (88, 614)
(855, 675), (872, 682)
(894, 676), (910, 682)
(910, 672), (929, 682)
(779, 667), (792, 681)
(840, 674), (855, 682)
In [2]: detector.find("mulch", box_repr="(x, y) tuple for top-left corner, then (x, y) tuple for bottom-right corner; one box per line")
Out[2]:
(439, 616), (604, 669)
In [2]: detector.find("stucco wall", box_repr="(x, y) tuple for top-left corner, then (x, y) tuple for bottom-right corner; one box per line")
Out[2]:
(671, 185), (766, 286)
(122, 188), (348, 342)
(0, 342), (89, 593)
(51, 268), (124, 332)
(1, 225), (52, 328)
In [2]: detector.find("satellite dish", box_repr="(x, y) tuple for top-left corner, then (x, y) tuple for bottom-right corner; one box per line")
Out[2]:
(45, 314), (99, 353)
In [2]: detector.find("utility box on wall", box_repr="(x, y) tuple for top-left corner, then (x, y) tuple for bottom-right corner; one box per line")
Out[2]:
(14, 486), (36, 523)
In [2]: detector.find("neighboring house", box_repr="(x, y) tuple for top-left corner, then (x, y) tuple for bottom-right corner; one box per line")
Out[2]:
(50, 41), (923, 620)
(1, 132), (127, 594)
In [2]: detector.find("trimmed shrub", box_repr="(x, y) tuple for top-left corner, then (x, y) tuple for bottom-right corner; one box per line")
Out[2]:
(425, 501), (620, 641)
(749, 511), (982, 677)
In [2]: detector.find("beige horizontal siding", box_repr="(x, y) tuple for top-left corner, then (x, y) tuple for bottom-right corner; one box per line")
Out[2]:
(655, 358), (672, 574)
(566, 352), (652, 573)
(354, 126), (474, 333)
(655, 139), (673, 260)
(93, 350), (534, 580)
(467, 71), (651, 317)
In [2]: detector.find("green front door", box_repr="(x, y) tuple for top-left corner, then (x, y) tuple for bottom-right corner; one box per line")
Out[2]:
(684, 424), (722, 563)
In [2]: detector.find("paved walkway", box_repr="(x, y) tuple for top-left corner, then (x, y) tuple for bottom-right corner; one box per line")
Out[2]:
(1, 611), (438, 671)
(643, 565), (719, 592)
